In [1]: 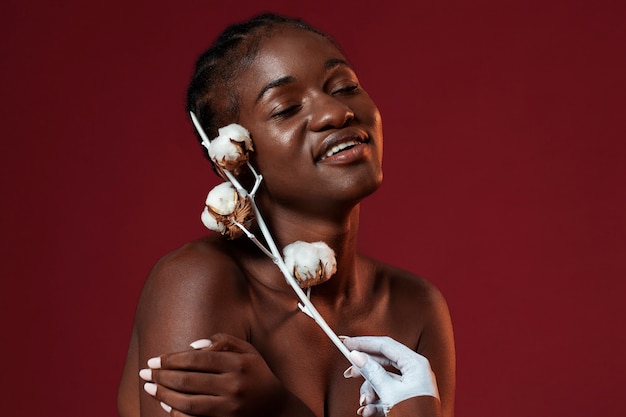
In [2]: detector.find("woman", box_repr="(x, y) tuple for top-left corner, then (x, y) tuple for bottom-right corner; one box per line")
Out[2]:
(118, 13), (455, 417)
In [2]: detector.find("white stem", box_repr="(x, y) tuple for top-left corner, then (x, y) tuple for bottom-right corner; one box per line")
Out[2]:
(241, 192), (355, 365)
(232, 221), (276, 260)
(223, 170), (248, 198)
(230, 171), (355, 364)
(190, 111), (356, 366)
(190, 111), (211, 144)
(275, 256), (354, 361)
(247, 162), (263, 197)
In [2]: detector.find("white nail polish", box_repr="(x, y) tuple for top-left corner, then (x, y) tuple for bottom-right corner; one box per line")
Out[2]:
(143, 382), (157, 396)
(349, 350), (368, 367)
(147, 357), (162, 369)
(190, 339), (212, 349)
(160, 402), (172, 413)
(343, 366), (353, 378)
(359, 393), (366, 406)
(139, 368), (152, 381)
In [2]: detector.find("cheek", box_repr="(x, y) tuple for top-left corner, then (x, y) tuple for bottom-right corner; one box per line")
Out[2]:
(355, 96), (382, 128)
(362, 103), (384, 151)
(249, 135), (295, 179)
(249, 121), (306, 163)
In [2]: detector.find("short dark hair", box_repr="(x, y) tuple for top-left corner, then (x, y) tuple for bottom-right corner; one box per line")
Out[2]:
(185, 13), (336, 160)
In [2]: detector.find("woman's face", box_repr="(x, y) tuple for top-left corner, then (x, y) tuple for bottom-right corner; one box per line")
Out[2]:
(235, 27), (383, 212)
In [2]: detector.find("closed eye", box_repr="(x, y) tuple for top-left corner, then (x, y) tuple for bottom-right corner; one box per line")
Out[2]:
(272, 104), (301, 119)
(332, 83), (359, 95)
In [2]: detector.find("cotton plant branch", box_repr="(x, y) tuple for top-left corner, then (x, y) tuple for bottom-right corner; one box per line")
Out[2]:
(190, 112), (356, 365)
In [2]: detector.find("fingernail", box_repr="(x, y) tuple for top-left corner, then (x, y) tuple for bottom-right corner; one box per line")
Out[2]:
(343, 366), (353, 378)
(349, 350), (368, 367)
(139, 368), (152, 381)
(357, 406), (365, 416)
(160, 402), (172, 413)
(190, 339), (212, 349)
(338, 335), (349, 342)
(147, 357), (161, 369)
(143, 382), (157, 396)
(359, 393), (366, 406)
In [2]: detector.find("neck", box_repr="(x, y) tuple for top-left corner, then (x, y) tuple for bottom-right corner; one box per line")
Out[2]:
(255, 199), (363, 301)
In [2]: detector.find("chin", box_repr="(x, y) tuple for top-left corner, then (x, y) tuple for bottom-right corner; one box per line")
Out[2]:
(342, 170), (383, 203)
(362, 175), (383, 199)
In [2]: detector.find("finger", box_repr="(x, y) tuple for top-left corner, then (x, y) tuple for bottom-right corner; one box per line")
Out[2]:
(358, 403), (386, 417)
(360, 353), (396, 370)
(158, 402), (174, 415)
(159, 349), (245, 372)
(344, 336), (413, 365)
(205, 333), (259, 354)
(349, 351), (390, 395)
(151, 368), (235, 396)
(359, 380), (378, 406)
(167, 406), (193, 417)
(345, 355), (398, 377)
(189, 339), (212, 349)
(145, 380), (230, 416)
(343, 365), (362, 379)
(139, 368), (153, 382)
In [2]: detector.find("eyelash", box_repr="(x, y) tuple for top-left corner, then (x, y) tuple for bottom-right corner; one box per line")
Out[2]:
(270, 83), (359, 119)
(332, 83), (359, 95)
(272, 104), (301, 119)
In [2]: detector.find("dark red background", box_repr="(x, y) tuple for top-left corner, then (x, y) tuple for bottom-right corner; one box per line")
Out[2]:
(1, 1), (624, 415)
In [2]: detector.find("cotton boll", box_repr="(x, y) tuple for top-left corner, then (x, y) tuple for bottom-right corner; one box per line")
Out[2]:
(283, 241), (337, 288)
(205, 182), (238, 215)
(208, 124), (254, 171)
(201, 206), (226, 233)
(311, 241), (337, 276)
(218, 124), (253, 149)
(284, 241), (318, 276)
(202, 183), (254, 240)
(208, 135), (238, 164)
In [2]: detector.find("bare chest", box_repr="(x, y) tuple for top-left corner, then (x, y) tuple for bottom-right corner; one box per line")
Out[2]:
(244, 289), (422, 417)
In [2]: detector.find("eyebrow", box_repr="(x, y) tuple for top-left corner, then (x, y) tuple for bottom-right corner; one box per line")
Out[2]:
(256, 76), (295, 103)
(255, 59), (353, 103)
(324, 58), (351, 70)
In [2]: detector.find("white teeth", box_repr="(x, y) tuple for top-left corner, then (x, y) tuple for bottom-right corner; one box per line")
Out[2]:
(324, 140), (358, 158)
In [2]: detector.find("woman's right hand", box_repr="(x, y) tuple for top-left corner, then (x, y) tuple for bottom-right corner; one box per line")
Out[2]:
(139, 333), (288, 417)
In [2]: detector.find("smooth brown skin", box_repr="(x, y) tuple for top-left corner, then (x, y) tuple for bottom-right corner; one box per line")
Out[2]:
(118, 27), (455, 417)
(388, 397), (443, 417)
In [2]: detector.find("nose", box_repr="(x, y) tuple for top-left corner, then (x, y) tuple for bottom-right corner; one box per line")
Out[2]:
(308, 94), (354, 131)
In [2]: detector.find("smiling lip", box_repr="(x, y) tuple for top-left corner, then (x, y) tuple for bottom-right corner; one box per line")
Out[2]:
(316, 130), (368, 162)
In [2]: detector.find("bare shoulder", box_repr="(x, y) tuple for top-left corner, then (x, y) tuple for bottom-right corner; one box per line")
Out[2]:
(142, 235), (247, 302)
(118, 235), (252, 417)
(369, 257), (449, 317)
(368, 257), (456, 417)
(136, 235), (251, 351)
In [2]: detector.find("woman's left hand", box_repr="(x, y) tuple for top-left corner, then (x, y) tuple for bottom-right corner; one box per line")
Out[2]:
(342, 336), (441, 417)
